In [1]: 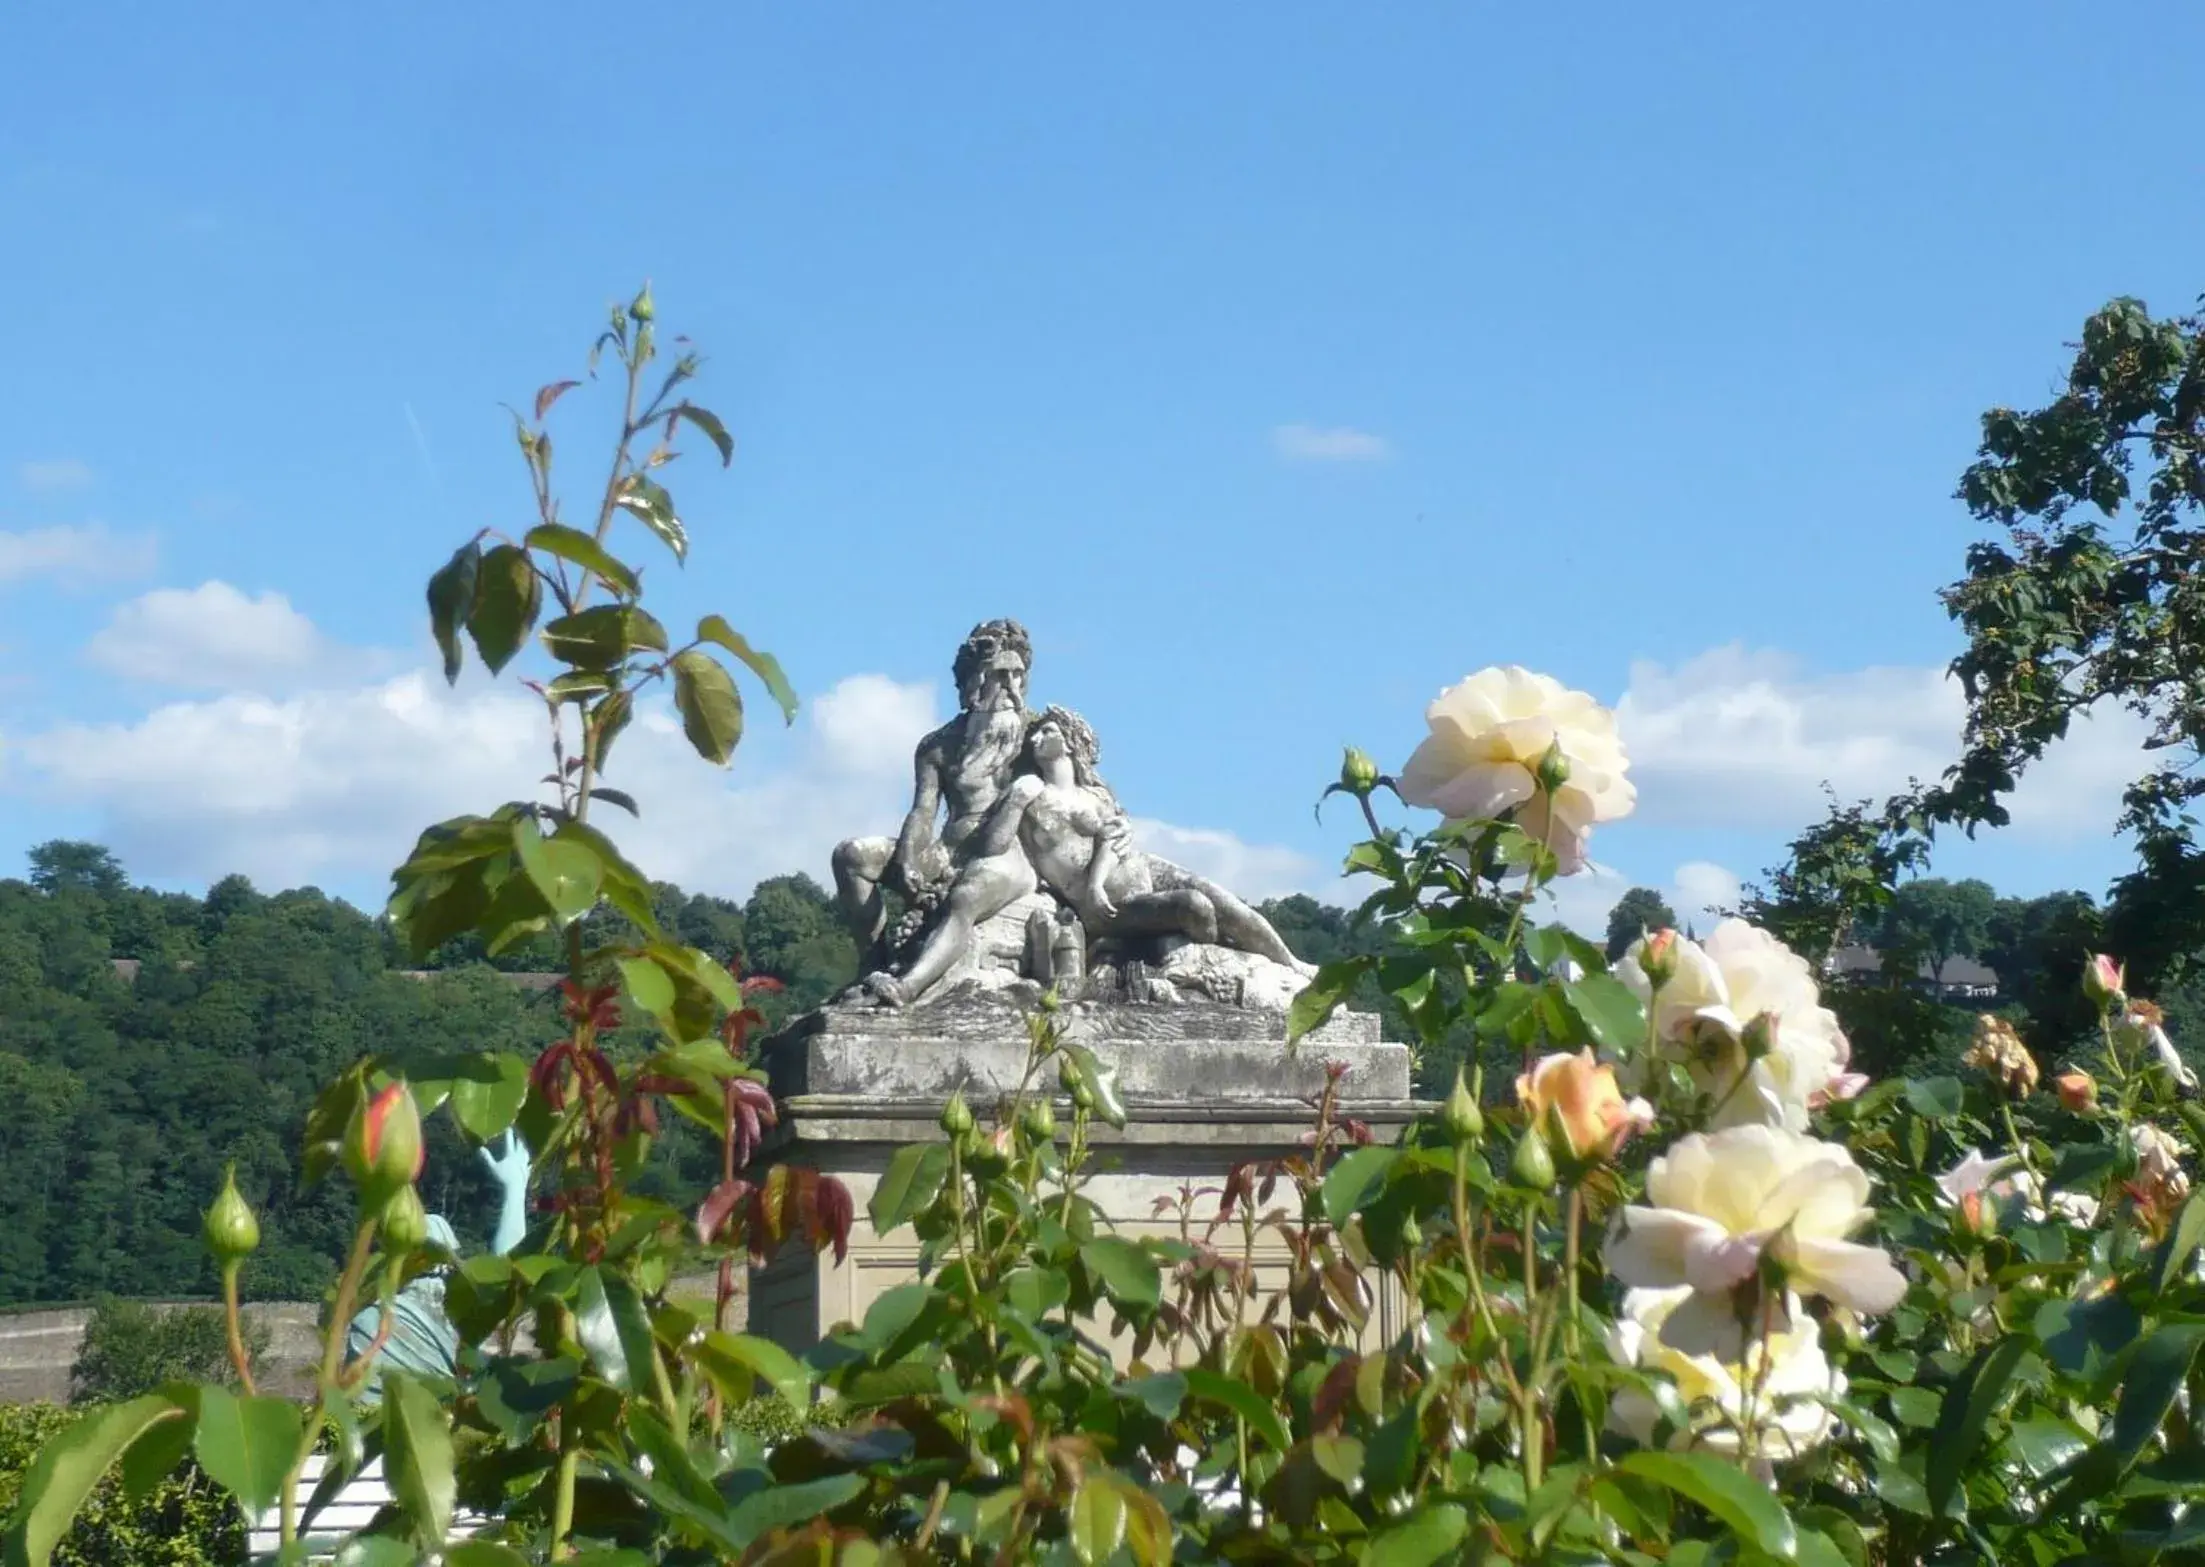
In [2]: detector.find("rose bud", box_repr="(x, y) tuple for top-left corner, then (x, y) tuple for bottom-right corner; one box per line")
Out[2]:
(1339, 746), (1380, 797)
(1534, 740), (1572, 794)
(380, 1183), (431, 1255)
(1442, 1067), (1484, 1146)
(204, 1163), (261, 1266)
(1637, 929), (1680, 991)
(2083, 953), (2127, 1012)
(939, 1089), (975, 1139)
(344, 1081), (426, 1207)
(1021, 1096), (1057, 1144)
(1509, 1124), (1557, 1191)
(2055, 1070), (2097, 1112)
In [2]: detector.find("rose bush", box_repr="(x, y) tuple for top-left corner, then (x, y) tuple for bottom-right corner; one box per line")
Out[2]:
(6, 301), (2205, 1567)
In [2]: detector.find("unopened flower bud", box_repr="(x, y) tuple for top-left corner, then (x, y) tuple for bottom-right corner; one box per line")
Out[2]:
(1637, 929), (1680, 990)
(345, 1081), (425, 1208)
(967, 1124), (1014, 1178)
(1509, 1125), (1557, 1191)
(939, 1089), (975, 1139)
(2084, 953), (2127, 1011)
(204, 1163), (260, 1266)
(1442, 1068), (1484, 1146)
(1339, 746), (1380, 797)
(380, 1183), (430, 1255)
(1741, 1012), (1779, 1063)
(2055, 1070), (2097, 1113)
(1398, 1212), (1423, 1251)
(629, 283), (655, 324)
(1021, 1096), (1057, 1144)
(1534, 741), (1571, 794)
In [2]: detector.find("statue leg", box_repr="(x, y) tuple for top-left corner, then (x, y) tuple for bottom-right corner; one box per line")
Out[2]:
(1198, 885), (1309, 971)
(1108, 889), (1221, 946)
(831, 835), (896, 950)
(867, 852), (1037, 1005)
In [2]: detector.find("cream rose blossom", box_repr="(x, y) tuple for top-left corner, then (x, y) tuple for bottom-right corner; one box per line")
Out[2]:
(1396, 666), (1633, 874)
(1607, 1124), (1906, 1358)
(1606, 1285), (1842, 1461)
(1616, 920), (1858, 1130)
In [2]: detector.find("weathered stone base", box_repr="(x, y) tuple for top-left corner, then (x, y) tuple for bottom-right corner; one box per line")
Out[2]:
(750, 998), (1419, 1362)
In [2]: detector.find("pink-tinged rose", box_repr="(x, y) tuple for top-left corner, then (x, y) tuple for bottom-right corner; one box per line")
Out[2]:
(2083, 953), (2127, 1010)
(345, 1081), (425, 1203)
(1515, 1049), (1654, 1163)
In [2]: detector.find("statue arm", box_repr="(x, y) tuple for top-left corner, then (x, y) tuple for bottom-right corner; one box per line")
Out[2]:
(479, 1130), (532, 1257)
(1083, 811), (1124, 918)
(891, 743), (946, 887)
(977, 775), (1042, 858)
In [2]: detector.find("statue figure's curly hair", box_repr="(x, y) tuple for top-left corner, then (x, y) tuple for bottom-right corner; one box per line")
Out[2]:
(1030, 704), (1108, 793)
(952, 618), (1033, 689)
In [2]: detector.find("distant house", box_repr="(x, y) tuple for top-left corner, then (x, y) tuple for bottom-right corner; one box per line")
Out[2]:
(1820, 945), (1999, 1001)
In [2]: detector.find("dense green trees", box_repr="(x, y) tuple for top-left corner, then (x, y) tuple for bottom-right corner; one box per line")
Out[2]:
(0, 842), (863, 1309)
(1603, 887), (1676, 961)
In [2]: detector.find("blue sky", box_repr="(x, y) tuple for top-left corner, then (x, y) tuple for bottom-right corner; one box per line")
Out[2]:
(2, 4), (2200, 930)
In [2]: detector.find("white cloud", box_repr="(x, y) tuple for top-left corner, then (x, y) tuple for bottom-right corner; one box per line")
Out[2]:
(1127, 818), (1330, 906)
(1537, 857), (1745, 941)
(0, 523), (156, 586)
(1615, 644), (2151, 843)
(1272, 423), (1392, 463)
(18, 639), (1323, 915)
(86, 582), (348, 689)
(17, 459), (93, 492)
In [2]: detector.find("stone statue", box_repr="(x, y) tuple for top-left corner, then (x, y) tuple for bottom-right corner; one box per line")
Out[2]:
(984, 706), (1309, 973)
(829, 623), (1310, 1012)
(344, 1130), (530, 1396)
(832, 619), (1038, 965)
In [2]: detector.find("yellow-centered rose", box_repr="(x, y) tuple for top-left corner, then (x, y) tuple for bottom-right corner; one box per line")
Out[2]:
(1516, 1050), (1652, 1163)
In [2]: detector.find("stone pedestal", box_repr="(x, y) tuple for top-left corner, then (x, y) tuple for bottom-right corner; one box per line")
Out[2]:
(748, 994), (1420, 1361)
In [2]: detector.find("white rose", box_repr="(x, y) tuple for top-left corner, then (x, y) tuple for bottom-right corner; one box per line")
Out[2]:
(1607, 1124), (1906, 1360)
(1935, 1148), (2100, 1227)
(1606, 1285), (1842, 1461)
(1396, 666), (1634, 875)
(1615, 919), (1852, 1131)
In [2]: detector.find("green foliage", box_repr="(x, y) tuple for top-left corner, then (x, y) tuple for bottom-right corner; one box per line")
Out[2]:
(68, 1299), (267, 1405)
(0, 1403), (241, 1566)
(1604, 885), (1677, 961)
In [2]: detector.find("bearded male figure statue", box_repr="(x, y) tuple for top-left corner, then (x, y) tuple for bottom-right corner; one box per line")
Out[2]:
(830, 619), (1037, 978)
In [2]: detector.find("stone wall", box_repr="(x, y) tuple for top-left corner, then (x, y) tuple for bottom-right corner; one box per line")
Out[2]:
(0, 1301), (325, 1405)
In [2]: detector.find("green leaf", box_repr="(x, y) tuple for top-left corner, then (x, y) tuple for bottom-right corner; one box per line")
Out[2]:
(671, 649), (744, 765)
(1288, 957), (1371, 1047)
(618, 955), (678, 1026)
(870, 1142), (951, 1234)
(2112, 1323), (2205, 1461)
(118, 1397), (197, 1501)
(446, 1544), (534, 1567)
(2153, 1193), (2205, 1290)
(426, 541), (481, 684)
(1361, 1502), (1467, 1567)
(672, 402), (735, 466)
(448, 1051), (531, 1142)
(1080, 1236), (1161, 1311)
(1927, 1334), (2029, 1517)
(477, 1356), (581, 1447)
(191, 1387), (302, 1518)
(1562, 974), (1646, 1053)
(2006, 1416), (2089, 1479)
(525, 523), (639, 596)
(541, 604), (667, 670)
(2, 1396), (184, 1567)
(382, 1371), (455, 1544)
(467, 543), (541, 675)
(513, 816), (603, 925)
(1070, 1474), (1128, 1566)
(696, 615), (798, 723)
(1321, 1146), (1400, 1226)
(1117, 1371), (1188, 1419)
(723, 1474), (865, 1550)
(572, 1266), (659, 1396)
(333, 1539), (418, 1567)
(1064, 1044), (1127, 1129)
(1183, 1366), (1291, 1451)
(1903, 1076), (1965, 1119)
(697, 1331), (812, 1409)
(1616, 1450), (1796, 1561)
(614, 473), (687, 561)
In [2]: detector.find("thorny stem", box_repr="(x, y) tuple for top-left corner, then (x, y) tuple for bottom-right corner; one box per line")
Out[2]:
(549, 1301), (581, 1561)
(1454, 1149), (1523, 1402)
(1521, 1203), (1544, 1493)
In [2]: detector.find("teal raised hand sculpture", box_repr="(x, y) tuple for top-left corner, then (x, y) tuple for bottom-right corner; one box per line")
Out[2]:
(345, 1131), (531, 1399)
